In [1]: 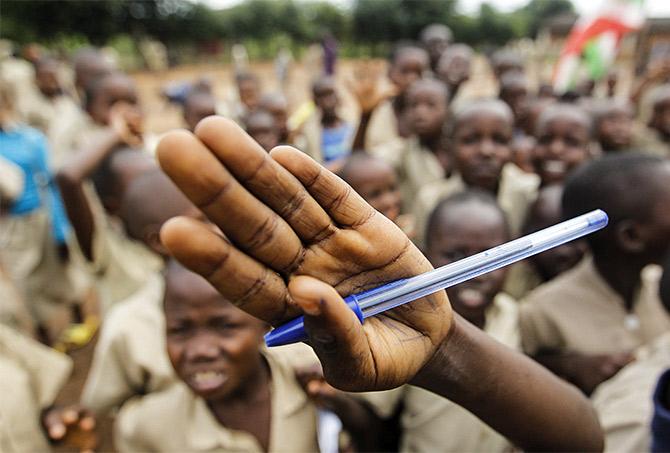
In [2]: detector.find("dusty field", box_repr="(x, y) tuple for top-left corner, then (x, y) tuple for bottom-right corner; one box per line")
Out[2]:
(130, 56), (499, 134)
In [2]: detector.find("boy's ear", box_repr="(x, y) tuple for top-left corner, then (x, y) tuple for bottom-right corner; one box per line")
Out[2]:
(615, 220), (646, 253)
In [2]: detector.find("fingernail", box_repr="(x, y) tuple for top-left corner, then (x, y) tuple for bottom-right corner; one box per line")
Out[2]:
(80, 417), (96, 430)
(63, 410), (77, 423)
(297, 297), (322, 316)
(50, 424), (66, 439)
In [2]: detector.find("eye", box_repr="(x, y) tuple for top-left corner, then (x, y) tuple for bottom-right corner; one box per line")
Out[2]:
(167, 322), (191, 337)
(442, 250), (466, 262)
(493, 133), (509, 145)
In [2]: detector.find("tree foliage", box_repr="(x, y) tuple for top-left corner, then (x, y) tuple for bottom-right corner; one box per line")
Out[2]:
(0, 0), (575, 52)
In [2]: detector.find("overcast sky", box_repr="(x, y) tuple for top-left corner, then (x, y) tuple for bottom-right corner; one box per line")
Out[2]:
(192, 0), (670, 18)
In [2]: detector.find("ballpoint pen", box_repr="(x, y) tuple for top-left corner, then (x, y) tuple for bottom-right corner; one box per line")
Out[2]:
(265, 209), (608, 347)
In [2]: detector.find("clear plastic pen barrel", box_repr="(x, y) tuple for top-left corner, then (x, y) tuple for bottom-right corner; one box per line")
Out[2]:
(358, 209), (608, 318)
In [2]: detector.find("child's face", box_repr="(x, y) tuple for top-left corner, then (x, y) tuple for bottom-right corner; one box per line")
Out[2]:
(597, 107), (633, 151)
(407, 83), (447, 138)
(238, 79), (260, 111)
(426, 203), (508, 325)
(389, 50), (428, 94)
(184, 96), (217, 132)
(500, 81), (529, 126)
(533, 113), (590, 185)
(246, 114), (280, 152)
(437, 52), (471, 87)
(165, 265), (267, 401)
(347, 159), (401, 222)
(35, 61), (62, 98)
(313, 81), (339, 118)
(90, 77), (141, 126)
(453, 109), (513, 193)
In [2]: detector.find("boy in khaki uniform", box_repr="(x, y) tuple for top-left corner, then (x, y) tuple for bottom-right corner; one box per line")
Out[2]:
(365, 45), (429, 150)
(412, 99), (539, 248)
(504, 184), (586, 300)
(592, 253), (670, 453)
(632, 84), (670, 156)
(520, 154), (670, 394)
(82, 169), (199, 414)
(359, 191), (520, 452)
(115, 261), (321, 452)
(371, 79), (453, 213)
(0, 324), (96, 452)
(57, 72), (163, 311)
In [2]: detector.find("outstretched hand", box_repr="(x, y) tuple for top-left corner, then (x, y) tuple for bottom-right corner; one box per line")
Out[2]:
(157, 117), (452, 391)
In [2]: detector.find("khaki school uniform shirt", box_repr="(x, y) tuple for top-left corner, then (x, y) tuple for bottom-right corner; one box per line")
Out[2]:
(365, 99), (400, 151)
(520, 256), (670, 355)
(0, 324), (72, 452)
(82, 272), (174, 415)
(592, 332), (670, 453)
(632, 122), (669, 157)
(361, 293), (520, 453)
(412, 163), (540, 249)
(115, 349), (320, 453)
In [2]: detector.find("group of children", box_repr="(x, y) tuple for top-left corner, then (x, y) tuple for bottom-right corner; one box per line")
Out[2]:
(1, 21), (670, 452)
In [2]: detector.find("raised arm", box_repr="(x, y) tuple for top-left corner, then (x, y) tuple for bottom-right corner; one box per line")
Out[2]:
(56, 104), (139, 260)
(156, 117), (603, 452)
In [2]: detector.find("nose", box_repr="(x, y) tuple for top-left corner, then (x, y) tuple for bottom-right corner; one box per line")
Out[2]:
(480, 137), (495, 157)
(185, 333), (220, 362)
(547, 137), (565, 157)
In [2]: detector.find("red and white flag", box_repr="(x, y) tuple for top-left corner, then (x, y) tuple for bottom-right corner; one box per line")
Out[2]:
(553, 0), (645, 93)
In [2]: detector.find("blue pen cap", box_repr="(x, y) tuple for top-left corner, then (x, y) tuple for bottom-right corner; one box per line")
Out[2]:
(264, 294), (364, 347)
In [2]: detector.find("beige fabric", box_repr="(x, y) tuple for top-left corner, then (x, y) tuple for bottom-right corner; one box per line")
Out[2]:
(82, 272), (174, 415)
(632, 122), (670, 157)
(0, 210), (85, 334)
(520, 256), (670, 355)
(83, 182), (163, 312)
(115, 349), (320, 453)
(365, 99), (400, 151)
(360, 293), (520, 452)
(503, 260), (544, 301)
(0, 264), (34, 336)
(370, 136), (446, 218)
(412, 163), (540, 249)
(592, 332), (670, 453)
(0, 324), (72, 452)
(0, 155), (24, 204)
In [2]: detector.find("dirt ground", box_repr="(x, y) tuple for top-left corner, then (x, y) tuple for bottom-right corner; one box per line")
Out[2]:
(130, 56), (499, 135)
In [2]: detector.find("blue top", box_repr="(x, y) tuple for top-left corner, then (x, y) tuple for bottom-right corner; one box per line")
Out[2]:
(0, 125), (70, 244)
(321, 122), (352, 163)
(652, 368), (670, 453)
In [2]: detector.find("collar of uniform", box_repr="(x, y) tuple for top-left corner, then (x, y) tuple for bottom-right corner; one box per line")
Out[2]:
(184, 349), (310, 450)
(575, 255), (643, 310)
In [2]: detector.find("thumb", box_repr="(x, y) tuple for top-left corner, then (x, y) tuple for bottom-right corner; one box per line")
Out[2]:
(288, 276), (372, 389)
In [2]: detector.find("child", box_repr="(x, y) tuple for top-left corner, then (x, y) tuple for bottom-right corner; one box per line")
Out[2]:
(504, 184), (586, 299)
(357, 190), (522, 453)
(81, 169), (199, 416)
(370, 78), (450, 211)
(244, 109), (281, 152)
(419, 23), (453, 73)
(0, 324), (97, 452)
(591, 98), (634, 153)
(592, 250), (670, 452)
(115, 260), (322, 452)
(57, 72), (160, 311)
(182, 89), (217, 133)
(413, 99), (539, 248)
(531, 102), (594, 186)
(498, 70), (531, 137)
(633, 84), (670, 156)
(0, 80), (82, 344)
(365, 45), (429, 149)
(300, 75), (354, 167)
(336, 151), (418, 240)
(490, 49), (523, 81)
(228, 71), (260, 123)
(436, 43), (473, 104)
(155, 117), (603, 451)
(520, 154), (670, 394)
(259, 92), (290, 143)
